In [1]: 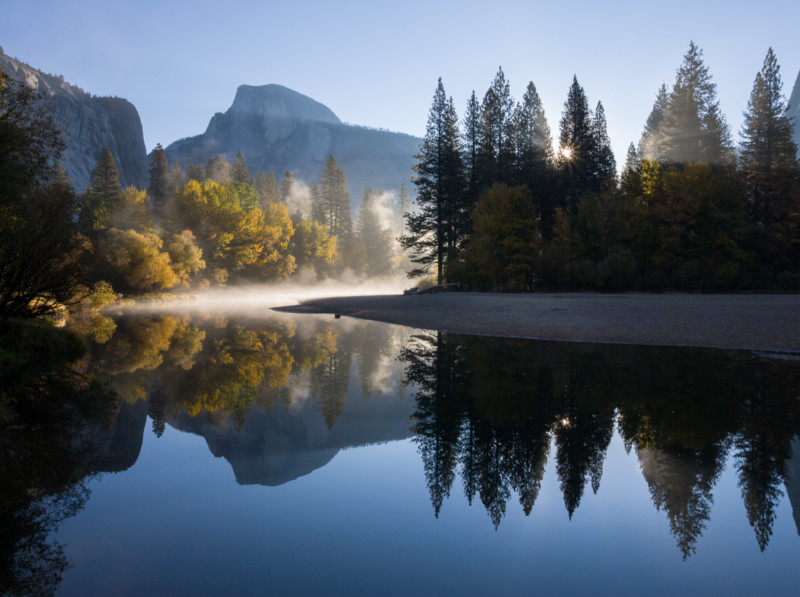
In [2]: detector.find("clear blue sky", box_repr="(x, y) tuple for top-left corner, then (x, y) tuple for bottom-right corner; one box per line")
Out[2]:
(4, 0), (800, 171)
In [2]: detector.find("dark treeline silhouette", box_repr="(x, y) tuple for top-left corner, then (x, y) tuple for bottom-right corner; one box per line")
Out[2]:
(400, 330), (800, 557)
(0, 320), (118, 596)
(404, 44), (800, 291)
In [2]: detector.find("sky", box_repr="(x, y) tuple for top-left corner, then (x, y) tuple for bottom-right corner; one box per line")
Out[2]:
(4, 0), (800, 172)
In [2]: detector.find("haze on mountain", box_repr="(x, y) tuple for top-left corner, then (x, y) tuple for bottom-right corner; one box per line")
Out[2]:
(165, 83), (421, 203)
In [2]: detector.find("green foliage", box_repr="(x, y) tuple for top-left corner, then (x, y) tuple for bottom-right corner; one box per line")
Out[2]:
(254, 170), (280, 206)
(82, 146), (122, 231)
(231, 151), (250, 184)
(468, 184), (540, 290)
(312, 156), (352, 239)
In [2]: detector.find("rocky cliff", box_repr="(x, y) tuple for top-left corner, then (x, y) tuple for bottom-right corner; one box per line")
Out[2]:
(789, 68), (800, 158)
(0, 49), (148, 192)
(166, 84), (421, 201)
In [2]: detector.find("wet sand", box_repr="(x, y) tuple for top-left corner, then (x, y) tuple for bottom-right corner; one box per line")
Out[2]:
(275, 293), (800, 352)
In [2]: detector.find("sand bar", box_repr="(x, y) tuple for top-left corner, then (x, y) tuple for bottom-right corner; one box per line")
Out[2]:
(276, 293), (800, 352)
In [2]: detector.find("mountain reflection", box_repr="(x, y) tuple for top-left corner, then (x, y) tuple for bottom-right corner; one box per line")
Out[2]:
(84, 311), (413, 485)
(400, 330), (800, 557)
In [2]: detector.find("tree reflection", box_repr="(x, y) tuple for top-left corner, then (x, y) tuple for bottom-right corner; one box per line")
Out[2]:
(0, 322), (117, 596)
(47, 309), (800, 559)
(404, 331), (465, 517)
(401, 332), (800, 556)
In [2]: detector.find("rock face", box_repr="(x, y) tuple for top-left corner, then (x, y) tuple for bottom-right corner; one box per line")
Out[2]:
(790, 69), (800, 158)
(0, 49), (148, 192)
(166, 84), (421, 201)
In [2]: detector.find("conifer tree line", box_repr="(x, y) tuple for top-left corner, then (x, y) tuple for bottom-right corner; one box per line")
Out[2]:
(404, 43), (800, 291)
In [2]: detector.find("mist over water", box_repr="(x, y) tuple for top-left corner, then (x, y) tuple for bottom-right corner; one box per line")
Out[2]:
(119, 273), (408, 313)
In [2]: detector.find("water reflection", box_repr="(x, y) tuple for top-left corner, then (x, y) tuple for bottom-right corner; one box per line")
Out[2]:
(3, 309), (800, 595)
(400, 330), (800, 558)
(0, 322), (118, 596)
(70, 313), (800, 554)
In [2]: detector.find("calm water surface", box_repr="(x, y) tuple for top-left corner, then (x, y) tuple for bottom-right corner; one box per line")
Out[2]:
(4, 305), (800, 596)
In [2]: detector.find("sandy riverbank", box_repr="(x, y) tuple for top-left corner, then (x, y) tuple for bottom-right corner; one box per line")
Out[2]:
(275, 292), (800, 352)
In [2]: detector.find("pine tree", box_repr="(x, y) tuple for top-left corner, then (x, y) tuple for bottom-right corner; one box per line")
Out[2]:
(639, 84), (669, 159)
(206, 155), (232, 182)
(513, 81), (553, 182)
(395, 182), (411, 236)
(402, 78), (464, 283)
(513, 81), (555, 233)
(232, 150), (250, 184)
(591, 101), (616, 189)
(659, 42), (733, 165)
(462, 90), (481, 209)
(280, 170), (295, 203)
(477, 67), (515, 189)
(356, 186), (394, 277)
(83, 146), (121, 230)
(186, 162), (206, 182)
(314, 156), (352, 240)
(254, 170), (281, 206)
(558, 76), (597, 217)
(148, 143), (169, 208)
(740, 47), (800, 270)
(619, 143), (642, 197)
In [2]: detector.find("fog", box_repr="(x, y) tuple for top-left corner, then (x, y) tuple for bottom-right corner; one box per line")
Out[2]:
(121, 272), (408, 314)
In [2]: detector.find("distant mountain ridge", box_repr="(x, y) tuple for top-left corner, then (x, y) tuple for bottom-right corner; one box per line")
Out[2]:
(165, 84), (421, 202)
(0, 48), (148, 192)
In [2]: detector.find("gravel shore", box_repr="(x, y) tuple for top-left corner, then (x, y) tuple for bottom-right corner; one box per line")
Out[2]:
(276, 293), (800, 352)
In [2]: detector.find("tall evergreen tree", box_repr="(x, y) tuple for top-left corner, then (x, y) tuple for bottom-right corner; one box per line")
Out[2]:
(402, 78), (464, 283)
(280, 170), (295, 204)
(314, 156), (352, 240)
(462, 90), (481, 212)
(83, 146), (122, 230)
(591, 101), (617, 189)
(513, 81), (555, 233)
(148, 143), (170, 210)
(558, 76), (597, 217)
(254, 170), (281, 206)
(206, 155), (232, 183)
(232, 150), (251, 184)
(356, 186), (394, 277)
(186, 162), (205, 182)
(639, 84), (669, 159)
(476, 68), (515, 189)
(739, 47), (800, 270)
(659, 42), (733, 165)
(394, 182), (412, 236)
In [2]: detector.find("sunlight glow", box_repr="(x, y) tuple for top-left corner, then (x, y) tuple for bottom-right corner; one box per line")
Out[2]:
(561, 147), (573, 160)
